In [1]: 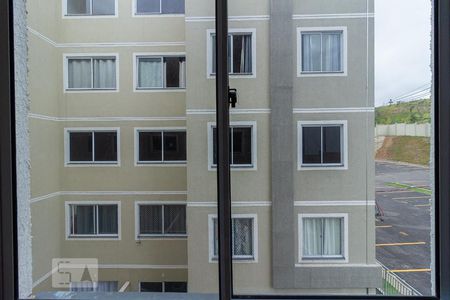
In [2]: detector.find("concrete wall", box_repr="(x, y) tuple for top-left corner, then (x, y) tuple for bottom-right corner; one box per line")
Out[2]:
(375, 123), (431, 137)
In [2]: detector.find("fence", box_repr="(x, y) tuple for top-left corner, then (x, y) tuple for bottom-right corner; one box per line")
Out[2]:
(375, 123), (431, 137)
(377, 261), (422, 296)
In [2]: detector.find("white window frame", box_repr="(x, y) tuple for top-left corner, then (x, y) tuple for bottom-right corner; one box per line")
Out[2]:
(63, 53), (119, 93)
(132, 53), (186, 92)
(298, 213), (348, 264)
(208, 214), (258, 263)
(132, 0), (185, 17)
(134, 127), (187, 166)
(297, 26), (348, 77)
(134, 201), (188, 240)
(297, 120), (348, 170)
(62, 0), (118, 18)
(64, 127), (121, 167)
(206, 28), (257, 79)
(65, 201), (121, 240)
(207, 121), (257, 171)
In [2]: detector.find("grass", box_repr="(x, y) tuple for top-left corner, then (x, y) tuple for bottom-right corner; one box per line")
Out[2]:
(382, 279), (400, 296)
(375, 136), (430, 166)
(387, 182), (432, 195)
(376, 99), (431, 125)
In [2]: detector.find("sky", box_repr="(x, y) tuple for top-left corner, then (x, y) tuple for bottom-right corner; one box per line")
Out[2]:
(375, 0), (432, 107)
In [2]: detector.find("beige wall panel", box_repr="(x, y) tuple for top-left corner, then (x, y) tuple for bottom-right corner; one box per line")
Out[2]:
(186, 0), (269, 17)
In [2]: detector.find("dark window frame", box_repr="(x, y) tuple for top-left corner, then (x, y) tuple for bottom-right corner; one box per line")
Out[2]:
(137, 204), (187, 238)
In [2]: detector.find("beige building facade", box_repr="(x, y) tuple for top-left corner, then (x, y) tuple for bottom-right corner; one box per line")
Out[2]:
(27, 0), (380, 295)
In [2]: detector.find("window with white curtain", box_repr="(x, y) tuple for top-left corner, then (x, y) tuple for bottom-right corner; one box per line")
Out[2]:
(301, 30), (343, 73)
(66, 0), (116, 16)
(300, 216), (345, 259)
(211, 216), (255, 260)
(68, 203), (119, 238)
(66, 56), (117, 90)
(211, 32), (253, 75)
(136, 56), (186, 89)
(135, 0), (185, 15)
(137, 204), (186, 237)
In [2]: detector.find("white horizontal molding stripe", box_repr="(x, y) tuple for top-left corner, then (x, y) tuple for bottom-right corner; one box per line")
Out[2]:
(188, 201), (272, 207)
(28, 27), (185, 48)
(295, 263), (380, 268)
(293, 13), (375, 20)
(29, 113), (186, 122)
(293, 107), (374, 114)
(186, 15), (270, 22)
(294, 200), (375, 207)
(31, 191), (188, 204)
(99, 264), (188, 269)
(187, 108), (271, 115)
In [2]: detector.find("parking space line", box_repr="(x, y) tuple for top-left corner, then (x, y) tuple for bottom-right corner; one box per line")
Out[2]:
(388, 269), (431, 273)
(376, 225), (392, 228)
(399, 231), (409, 236)
(377, 190), (419, 194)
(376, 242), (426, 247)
(393, 196), (430, 200)
(415, 204), (431, 207)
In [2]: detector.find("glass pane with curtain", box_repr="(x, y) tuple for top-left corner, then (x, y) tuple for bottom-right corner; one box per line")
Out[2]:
(72, 205), (95, 235)
(68, 59), (92, 89)
(139, 132), (163, 162)
(163, 132), (186, 161)
(67, 0), (90, 15)
(233, 219), (253, 257)
(232, 34), (252, 74)
(232, 127), (252, 165)
(69, 132), (93, 162)
(138, 57), (163, 88)
(161, 0), (185, 14)
(97, 205), (118, 235)
(164, 205), (186, 234)
(93, 58), (116, 89)
(302, 33), (322, 72)
(302, 126), (321, 164)
(92, 0), (115, 15)
(323, 126), (342, 164)
(322, 32), (342, 72)
(323, 218), (342, 256)
(302, 218), (323, 257)
(136, 0), (161, 14)
(94, 132), (117, 162)
(139, 205), (162, 234)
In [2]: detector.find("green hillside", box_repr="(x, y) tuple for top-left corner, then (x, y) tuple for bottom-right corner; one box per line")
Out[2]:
(375, 99), (431, 125)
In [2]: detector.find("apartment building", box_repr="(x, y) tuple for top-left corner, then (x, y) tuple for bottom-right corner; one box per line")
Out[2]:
(27, 0), (380, 295)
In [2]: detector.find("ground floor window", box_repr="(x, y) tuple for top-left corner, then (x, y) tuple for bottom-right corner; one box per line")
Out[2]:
(140, 281), (187, 293)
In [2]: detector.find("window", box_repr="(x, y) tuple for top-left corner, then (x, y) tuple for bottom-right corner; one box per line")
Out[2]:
(135, 129), (186, 164)
(297, 27), (347, 76)
(140, 282), (187, 293)
(135, 55), (186, 90)
(298, 214), (348, 262)
(66, 203), (120, 239)
(65, 128), (119, 165)
(298, 121), (347, 170)
(134, 0), (185, 15)
(208, 122), (257, 170)
(65, 55), (117, 91)
(136, 204), (186, 238)
(65, 0), (116, 16)
(208, 29), (256, 76)
(209, 215), (257, 261)
(70, 281), (118, 292)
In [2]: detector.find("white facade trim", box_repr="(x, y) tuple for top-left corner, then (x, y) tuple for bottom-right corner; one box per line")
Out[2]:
(297, 26), (348, 77)
(187, 201), (272, 207)
(206, 28), (257, 79)
(298, 213), (349, 264)
(297, 120), (348, 171)
(186, 15), (270, 22)
(29, 113), (186, 122)
(187, 108), (271, 115)
(65, 201), (122, 241)
(294, 263), (379, 268)
(294, 200), (375, 206)
(208, 214), (259, 263)
(293, 107), (374, 114)
(293, 13), (374, 20)
(62, 0), (119, 19)
(207, 121), (258, 171)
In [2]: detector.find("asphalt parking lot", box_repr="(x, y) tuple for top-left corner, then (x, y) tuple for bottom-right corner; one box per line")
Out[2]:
(376, 161), (432, 296)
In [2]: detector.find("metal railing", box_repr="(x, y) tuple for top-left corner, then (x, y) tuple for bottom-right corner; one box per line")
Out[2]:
(377, 261), (422, 296)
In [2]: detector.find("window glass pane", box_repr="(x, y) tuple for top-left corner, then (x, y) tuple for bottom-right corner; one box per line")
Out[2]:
(136, 0), (161, 14)
(161, 0), (185, 14)
(93, 58), (116, 89)
(140, 282), (163, 292)
(72, 205), (95, 235)
(233, 219), (253, 256)
(302, 218), (323, 257)
(232, 127), (252, 165)
(323, 218), (342, 256)
(68, 59), (92, 89)
(139, 132), (163, 162)
(139, 205), (162, 234)
(164, 57), (185, 88)
(164, 205), (186, 234)
(67, 0), (90, 15)
(94, 132), (117, 162)
(232, 35), (252, 74)
(92, 0), (115, 15)
(322, 33), (342, 72)
(302, 33), (321, 72)
(323, 126), (342, 164)
(97, 205), (118, 234)
(138, 57), (163, 88)
(163, 131), (186, 161)
(164, 282), (188, 293)
(302, 126), (321, 164)
(69, 132), (93, 162)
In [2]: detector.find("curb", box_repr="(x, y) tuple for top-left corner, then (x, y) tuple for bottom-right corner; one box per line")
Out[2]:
(376, 160), (430, 170)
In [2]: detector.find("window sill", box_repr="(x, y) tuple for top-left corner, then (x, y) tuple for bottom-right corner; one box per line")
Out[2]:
(298, 164), (347, 171)
(65, 162), (120, 168)
(297, 256), (348, 265)
(63, 14), (118, 19)
(137, 235), (188, 240)
(67, 235), (120, 241)
(209, 164), (257, 171)
(134, 88), (186, 93)
(136, 162), (187, 167)
(210, 257), (257, 263)
(208, 73), (256, 79)
(132, 13), (185, 18)
(64, 88), (118, 94)
(297, 71), (347, 78)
